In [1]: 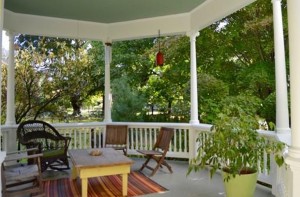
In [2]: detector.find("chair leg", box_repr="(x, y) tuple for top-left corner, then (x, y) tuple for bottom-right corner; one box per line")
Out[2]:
(161, 160), (173, 173)
(150, 161), (161, 176)
(139, 156), (151, 171)
(37, 176), (45, 196)
(123, 148), (127, 156)
(41, 161), (48, 172)
(61, 157), (70, 169)
(150, 156), (173, 176)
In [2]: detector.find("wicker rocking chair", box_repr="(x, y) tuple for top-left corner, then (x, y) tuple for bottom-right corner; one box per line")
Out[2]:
(17, 120), (71, 172)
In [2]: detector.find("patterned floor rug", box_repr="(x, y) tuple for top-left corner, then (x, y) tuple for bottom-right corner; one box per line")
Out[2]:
(43, 171), (168, 197)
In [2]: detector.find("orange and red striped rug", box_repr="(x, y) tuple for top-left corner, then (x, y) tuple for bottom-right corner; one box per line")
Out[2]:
(43, 171), (168, 197)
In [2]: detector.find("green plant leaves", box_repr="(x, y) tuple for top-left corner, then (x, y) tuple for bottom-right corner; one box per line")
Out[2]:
(187, 98), (286, 181)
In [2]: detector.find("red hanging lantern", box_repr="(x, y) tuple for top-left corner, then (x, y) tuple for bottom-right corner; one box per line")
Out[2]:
(156, 51), (164, 66)
(156, 30), (164, 66)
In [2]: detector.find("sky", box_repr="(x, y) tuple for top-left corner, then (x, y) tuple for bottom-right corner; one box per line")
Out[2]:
(2, 31), (9, 50)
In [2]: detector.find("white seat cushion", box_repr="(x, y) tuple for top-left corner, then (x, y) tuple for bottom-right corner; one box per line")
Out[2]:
(4, 164), (39, 182)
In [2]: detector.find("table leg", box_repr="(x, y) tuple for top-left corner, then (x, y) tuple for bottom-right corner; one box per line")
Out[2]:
(81, 178), (88, 197)
(71, 167), (77, 180)
(122, 173), (128, 196)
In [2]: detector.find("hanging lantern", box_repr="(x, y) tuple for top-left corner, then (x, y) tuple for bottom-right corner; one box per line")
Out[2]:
(156, 51), (164, 66)
(156, 30), (164, 66)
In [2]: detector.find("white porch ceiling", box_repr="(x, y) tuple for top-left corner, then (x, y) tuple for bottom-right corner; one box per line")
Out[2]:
(3, 0), (256, 42)
(5, 0), (206, 24)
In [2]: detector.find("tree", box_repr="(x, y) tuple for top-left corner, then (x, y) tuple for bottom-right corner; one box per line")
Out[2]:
(194, 0), (288, 125)
(14, 44), (63, 123)
(198, 73), (229, 123)
(86, 41), (106, 112)
(111, 76), (146, 121)
(9, 0), (289, 125)
(13, 35), (103, 122)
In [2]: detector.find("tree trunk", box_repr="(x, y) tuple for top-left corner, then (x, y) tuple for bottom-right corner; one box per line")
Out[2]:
(71, 94), (82, 116)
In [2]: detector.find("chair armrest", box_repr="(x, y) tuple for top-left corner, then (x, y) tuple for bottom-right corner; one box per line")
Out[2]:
(22, 141), (42, 150)
(63, 136), (71, 141)
(63, 136), (71, 147)
(4, 152), (43, 162)
(55, 136), (71, 144)
(54, 136), (71, 147)
(6, 147), (39, 155)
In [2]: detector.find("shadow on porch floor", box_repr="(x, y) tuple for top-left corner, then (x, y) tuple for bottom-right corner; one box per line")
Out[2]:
(42, 157), (274, 197)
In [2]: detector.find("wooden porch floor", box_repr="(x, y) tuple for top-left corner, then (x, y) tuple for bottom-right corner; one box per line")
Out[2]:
(42, 157), (274, 197)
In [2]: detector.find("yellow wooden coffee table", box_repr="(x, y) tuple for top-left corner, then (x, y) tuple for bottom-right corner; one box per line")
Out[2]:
(68, 148), (133, 197)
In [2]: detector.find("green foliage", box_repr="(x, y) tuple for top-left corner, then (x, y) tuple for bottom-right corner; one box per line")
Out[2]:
(111, 76), (147, 121)
(112, 38), (155, 86)
(198, 73), (229, 123)
(237, 62), (275, 99)
(12, 36), (103, 123)
(14, 44), (63, 123)
(1, 65), (7, 124)
(5, 0), (288, 126)
(187, 95), (285, 181)
(259, 92), (276, 127)
(194, 0), (288, 125)
(220, 95), (262, 116)
(86, 41), (106, 96)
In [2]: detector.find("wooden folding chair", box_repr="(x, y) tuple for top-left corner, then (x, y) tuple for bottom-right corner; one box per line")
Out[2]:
(137, 127), (174, 176)
(104, 125), (128, 155)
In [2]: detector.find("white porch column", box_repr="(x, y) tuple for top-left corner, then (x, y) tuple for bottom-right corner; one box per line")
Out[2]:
(5, 31), (16, 125)
(104, 42), (112, 123)
(0, 0), (7, 195)
(272, 0), (291, 145)
(285, 0), (300, 197)
(188, 31), (200, 125)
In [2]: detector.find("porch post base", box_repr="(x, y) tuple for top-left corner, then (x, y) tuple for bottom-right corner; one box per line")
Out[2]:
(286, 147), (300, 197)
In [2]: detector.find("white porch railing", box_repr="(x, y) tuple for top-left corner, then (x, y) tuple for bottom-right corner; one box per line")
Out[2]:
(46, 122), (211, 159)
(0, 122), (289, 196)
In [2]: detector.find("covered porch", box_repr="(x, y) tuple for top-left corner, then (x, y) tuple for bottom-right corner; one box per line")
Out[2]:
(132, 157), (273, 197)
(40, 153), (274, 197)
(1, 122), (287, 196)
(1, 0), (300, 196)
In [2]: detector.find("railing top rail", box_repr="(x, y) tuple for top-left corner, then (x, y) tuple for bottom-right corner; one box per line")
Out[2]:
(191, 123), (212, 131)
(257, 129), (277, 137)
(1, 121), (284, 142)
(51, 122), (106, 128)
(0, 122), (211, 130)
(51, 122), (212, 129)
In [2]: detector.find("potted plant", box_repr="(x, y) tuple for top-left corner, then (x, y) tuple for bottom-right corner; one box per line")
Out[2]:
(187, 100), (285, 197)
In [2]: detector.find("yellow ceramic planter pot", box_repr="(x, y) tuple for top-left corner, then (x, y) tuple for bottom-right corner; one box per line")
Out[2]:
(223, 171), (258, 197)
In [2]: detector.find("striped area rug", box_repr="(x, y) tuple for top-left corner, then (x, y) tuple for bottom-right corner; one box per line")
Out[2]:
(43, 171), (168, 197)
